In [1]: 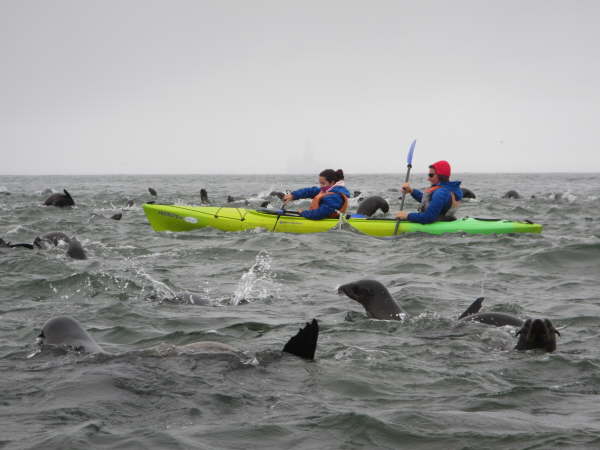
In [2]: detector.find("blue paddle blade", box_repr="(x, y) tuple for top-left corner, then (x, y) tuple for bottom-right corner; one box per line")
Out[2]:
(407, 139), (416, 165)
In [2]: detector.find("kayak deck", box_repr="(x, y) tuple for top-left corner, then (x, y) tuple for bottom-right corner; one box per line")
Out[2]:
(142, 204), (543, 236)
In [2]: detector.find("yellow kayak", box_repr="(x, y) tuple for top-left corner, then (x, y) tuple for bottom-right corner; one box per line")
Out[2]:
(143, 204), (543, 236)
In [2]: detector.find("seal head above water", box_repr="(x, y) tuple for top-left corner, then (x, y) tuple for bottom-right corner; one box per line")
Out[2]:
(37, 316), (104, 353)
(515, 318), (559, 352)
(338, 279), (405, 320)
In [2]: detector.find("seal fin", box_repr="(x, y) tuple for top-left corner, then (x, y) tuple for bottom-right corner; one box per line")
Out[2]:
(282, 319), (319, 360)
(458, 297), (484, 320)
(9, 243), (34, 249)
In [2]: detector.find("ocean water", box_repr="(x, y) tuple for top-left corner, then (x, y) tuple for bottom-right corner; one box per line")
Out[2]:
(1, 173), (599, 450)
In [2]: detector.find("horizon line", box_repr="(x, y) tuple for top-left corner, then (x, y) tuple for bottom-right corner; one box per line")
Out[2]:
(1, 170), (599, 177)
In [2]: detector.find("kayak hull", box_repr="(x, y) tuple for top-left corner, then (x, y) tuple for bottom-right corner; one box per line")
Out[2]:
(142, 204), (543, 236)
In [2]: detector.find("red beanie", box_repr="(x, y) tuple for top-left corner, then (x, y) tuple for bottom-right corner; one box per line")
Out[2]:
(430, 160), (451, 177)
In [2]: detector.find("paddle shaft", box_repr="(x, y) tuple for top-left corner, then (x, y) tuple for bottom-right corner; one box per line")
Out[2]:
(398, 164), (413, 211)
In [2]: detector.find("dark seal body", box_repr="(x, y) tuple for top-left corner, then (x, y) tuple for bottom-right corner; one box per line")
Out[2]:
(44, 189), (75, 207)
(338, 279), (405, 320)
(356, 196), (390, 217)
(503, 190), (521, 199)
(38, 316), (104, 353)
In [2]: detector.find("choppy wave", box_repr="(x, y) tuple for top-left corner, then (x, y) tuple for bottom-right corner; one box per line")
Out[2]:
(1, 173), (600, 449)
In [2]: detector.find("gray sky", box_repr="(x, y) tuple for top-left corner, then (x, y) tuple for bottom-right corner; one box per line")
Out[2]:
(2, 0), (599, 175)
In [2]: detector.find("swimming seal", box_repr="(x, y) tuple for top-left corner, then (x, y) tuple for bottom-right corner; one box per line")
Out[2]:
(458, 298), (559, 352)
(356, 196), (390, 217)
(515, 318), (559, 352)
(37, 316), (104, 353)
(457, 297), (524, 327)
(33, 232), (87, 260)
(44, 189), (75, 207)
(200, 188), (210, 204)
(502, 190), (521, 199)
(36, 317), (319, 360)
(461, 188), (476, 199)
(148, 187), (158, 196)
(338, 279), (406, 320)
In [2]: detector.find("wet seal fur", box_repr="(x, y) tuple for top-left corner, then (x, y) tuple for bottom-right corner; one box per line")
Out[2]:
(457, 297), (523, 327)
(503, 190), (521, 199)
(44, 189), (75, 207)
(37, 317), (104, 353)
(338, 280), (405, 320)
(33, 232), (87, 260)
(339, 280), (559, 351)
(461, 188), (476, 199)
(36, 316), (319, 360)
(0, 237), (34, 250)
(515, 318), (559, 352)
(200, 188), (210, 204)
(459, 297), (559, 352)
(356, 196), (390, 217)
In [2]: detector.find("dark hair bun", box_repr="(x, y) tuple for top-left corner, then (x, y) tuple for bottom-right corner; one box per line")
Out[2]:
(335, 169), (344, 180)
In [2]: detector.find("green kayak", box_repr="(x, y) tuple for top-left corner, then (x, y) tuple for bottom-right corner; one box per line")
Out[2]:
(143, 204), (543, 236)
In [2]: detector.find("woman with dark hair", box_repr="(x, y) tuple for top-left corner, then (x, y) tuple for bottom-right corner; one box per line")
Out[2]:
(282, 169), (351, 220)
(394, 160), (463, 224)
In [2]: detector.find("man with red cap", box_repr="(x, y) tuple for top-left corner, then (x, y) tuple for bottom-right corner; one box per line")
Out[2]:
(394, 160), (463, 224)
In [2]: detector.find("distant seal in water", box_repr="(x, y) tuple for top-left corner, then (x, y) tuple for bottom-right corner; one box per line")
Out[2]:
(502, 190), (521, 199)
(356, 196), (390, 217)
(44, 189), (74, 207)
(111, 212), (123, 220)
(458, 298), (559, 351)
(35, 316), (319, 360)
(33, 232), (87, 260)
(148, 187), (157, 196)
(200, 188), (210, 204)
(515, 318), (559, 352)
(461, 188), (476, 199)
(338, 279), (406, 320)
(37, 316), (104, 353)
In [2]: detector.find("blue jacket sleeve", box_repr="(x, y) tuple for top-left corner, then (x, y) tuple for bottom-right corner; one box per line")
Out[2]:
(407, 189), (451, 224)
(410, 189), (423, 203)
(300, 193), (344, 220)
(291, 187), (321, 200)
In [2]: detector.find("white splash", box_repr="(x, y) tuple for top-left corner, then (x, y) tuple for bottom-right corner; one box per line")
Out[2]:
(231, 250), (277, 305)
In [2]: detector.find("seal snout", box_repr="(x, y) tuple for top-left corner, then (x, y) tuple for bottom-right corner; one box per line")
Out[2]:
(35, 330), (45, 346)
(337, 282), (369, 303)
(515, 318), (559, 352)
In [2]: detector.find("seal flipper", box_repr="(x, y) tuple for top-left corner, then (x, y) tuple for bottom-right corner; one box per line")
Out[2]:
(9, 243), (35, 249)
(458, 297), (485, 320)
(282, 319), (319, 360)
